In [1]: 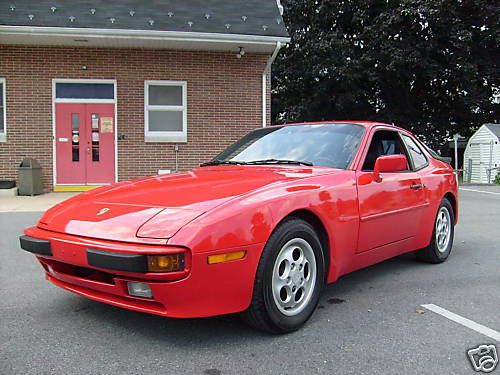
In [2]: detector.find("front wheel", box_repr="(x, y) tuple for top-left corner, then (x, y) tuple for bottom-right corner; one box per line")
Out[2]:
(414, 198), (455, 263)
(242, 218), (325, 333)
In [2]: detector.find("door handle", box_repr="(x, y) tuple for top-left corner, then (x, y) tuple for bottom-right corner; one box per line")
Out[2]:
(410, 183), (423, 190)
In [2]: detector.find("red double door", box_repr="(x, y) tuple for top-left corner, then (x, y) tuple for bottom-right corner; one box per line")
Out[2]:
(55, 103), (115, 185)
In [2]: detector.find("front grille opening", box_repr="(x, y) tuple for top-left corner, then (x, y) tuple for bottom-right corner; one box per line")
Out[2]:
(43, 259), (115, 285)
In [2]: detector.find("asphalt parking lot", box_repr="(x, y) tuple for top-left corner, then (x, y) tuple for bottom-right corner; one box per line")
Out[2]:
(1, 187), (499, 375)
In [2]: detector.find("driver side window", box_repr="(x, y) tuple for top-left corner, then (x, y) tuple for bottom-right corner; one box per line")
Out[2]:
(362, 130), (408, 171)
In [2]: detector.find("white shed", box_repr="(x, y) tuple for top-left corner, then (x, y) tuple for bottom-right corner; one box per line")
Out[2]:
(463, 123), (500, 183)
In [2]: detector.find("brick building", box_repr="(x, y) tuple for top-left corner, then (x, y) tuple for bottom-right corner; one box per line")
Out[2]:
(0, 1), (289, 191)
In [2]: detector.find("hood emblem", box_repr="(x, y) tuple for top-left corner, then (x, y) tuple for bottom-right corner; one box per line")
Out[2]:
(97, 208), (110, 216)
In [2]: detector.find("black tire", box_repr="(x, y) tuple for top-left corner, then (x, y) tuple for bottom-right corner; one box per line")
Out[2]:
(242, 218), (326, 333)
(414, 198), (455, 263)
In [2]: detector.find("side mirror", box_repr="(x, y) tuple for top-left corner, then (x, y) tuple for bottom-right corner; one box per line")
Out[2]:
(373, 155), (408, 182)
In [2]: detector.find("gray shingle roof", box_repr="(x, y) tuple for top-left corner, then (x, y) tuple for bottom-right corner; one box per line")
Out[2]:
(484, 123), (500, 139)
(0, 0), (288, 38)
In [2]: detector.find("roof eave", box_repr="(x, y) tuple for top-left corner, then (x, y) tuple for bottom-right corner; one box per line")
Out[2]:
(0, 25), (290, 50)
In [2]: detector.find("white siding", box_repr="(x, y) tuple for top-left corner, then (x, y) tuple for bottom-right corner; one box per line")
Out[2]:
(463, 125), (500, 183)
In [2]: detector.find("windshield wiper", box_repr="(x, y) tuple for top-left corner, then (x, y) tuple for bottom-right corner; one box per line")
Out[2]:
(200, 160), (247, 167)
(200, 159), (313, 167)
(244, 159), (313, 166)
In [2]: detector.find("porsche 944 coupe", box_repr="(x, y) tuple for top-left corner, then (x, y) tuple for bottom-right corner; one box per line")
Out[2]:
(20, 121), (458, 333)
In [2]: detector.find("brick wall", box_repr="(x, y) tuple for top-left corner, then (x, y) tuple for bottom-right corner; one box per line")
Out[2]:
(0, 45), (271, 191)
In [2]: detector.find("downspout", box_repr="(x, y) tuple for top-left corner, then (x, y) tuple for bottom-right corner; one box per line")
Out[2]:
(262, 41), (282, 127)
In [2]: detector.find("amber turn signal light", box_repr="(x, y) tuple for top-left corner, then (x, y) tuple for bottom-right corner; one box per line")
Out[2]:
(147, 254), (184, 272)
(207, 251), (246, 264)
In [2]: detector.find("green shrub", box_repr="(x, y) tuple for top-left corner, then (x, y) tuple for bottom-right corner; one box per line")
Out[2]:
(494, 173), (500, 185)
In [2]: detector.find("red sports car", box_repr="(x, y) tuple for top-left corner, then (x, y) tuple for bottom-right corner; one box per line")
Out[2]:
(20, 121), (458, 333)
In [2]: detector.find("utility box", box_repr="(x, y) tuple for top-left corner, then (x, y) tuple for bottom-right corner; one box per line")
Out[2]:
(17, 158), (43, 196)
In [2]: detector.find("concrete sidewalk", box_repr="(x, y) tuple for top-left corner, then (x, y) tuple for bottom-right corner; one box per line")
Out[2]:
(0, 192), (78, 212)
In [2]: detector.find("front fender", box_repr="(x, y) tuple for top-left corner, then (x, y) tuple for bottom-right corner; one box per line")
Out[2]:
(169, 171), (360, 283)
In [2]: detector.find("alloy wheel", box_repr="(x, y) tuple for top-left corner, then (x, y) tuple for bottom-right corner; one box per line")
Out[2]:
(271, 238), (317, 316)
(435, 206), (452, 252)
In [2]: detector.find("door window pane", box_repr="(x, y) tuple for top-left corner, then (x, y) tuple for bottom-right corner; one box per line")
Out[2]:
(71, 113), (80, 162)
(362, 130), (407, 171)
(91, 114), (100, 162)
(72, 113), (80, 130)
(148, 111), (183, 132)
(92, 147), (100, 162)
(148, 86), (183, 106)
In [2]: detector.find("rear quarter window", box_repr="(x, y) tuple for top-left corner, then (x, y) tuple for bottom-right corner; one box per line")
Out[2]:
(401, 134), (428, 170)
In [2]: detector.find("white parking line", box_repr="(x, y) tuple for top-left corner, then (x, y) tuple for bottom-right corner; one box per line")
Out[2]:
(459, 188), (500, 196)
(421, 304), (500, 342)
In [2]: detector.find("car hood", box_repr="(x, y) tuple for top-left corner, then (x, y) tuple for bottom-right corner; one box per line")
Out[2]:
(38, 166), (332, 243)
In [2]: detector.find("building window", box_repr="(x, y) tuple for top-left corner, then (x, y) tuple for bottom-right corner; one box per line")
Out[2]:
(56, 82), (115, 100)
(144, 81), (187, 143)
(0, 78), (5, 142)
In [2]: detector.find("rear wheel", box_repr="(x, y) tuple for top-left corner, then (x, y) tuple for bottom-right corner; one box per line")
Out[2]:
(242, 218), (325, 333)
(415, 198), (455, 263)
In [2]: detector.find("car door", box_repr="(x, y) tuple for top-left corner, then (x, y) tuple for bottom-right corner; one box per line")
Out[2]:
(356, 129), (428, 253)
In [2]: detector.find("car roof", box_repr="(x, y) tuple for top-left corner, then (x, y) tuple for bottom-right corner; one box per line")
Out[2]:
(275, 120), (410, 134)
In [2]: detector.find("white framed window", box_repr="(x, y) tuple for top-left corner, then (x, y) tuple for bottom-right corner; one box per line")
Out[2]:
(0, 78), (6, 142)
(144, 80), (187, 143)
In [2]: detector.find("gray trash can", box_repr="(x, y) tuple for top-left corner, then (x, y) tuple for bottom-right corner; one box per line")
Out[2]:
(17, 158), (43, 196)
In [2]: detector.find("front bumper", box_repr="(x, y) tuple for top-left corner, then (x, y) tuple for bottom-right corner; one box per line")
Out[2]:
(20, 227), (263, 318)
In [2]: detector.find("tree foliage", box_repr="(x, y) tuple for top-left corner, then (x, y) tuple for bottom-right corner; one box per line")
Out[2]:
(272, 0), (499, 149)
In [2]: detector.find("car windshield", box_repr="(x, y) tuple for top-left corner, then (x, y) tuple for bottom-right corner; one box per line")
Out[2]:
(205, 123), (365, 169)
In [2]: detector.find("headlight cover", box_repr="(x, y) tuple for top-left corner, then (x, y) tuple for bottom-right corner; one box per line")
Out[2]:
(136, 208), (203, 239)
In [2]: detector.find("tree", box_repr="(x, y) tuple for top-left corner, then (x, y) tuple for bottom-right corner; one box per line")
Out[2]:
(272, 0), (499, 150)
